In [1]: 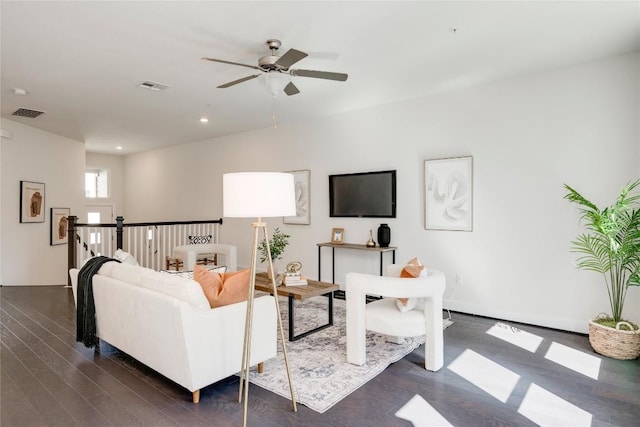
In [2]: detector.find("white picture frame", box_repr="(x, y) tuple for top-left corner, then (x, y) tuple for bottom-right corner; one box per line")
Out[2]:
(284, 169), (310, 225)
(425, 156), (473, 231)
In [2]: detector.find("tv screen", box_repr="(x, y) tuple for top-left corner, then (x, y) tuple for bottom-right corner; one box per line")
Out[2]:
(329, 170), (396, 218)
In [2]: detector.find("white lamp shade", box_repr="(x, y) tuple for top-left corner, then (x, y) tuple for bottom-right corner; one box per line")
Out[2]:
(224, 172), (296, 218)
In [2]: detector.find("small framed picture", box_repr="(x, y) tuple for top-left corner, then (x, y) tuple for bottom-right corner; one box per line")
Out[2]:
(50, 208), (70, 245)
(331, 228), (344, 244)
(20, 180), (45, 223)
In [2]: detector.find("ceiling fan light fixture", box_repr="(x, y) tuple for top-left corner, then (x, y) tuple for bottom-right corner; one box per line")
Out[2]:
(258, 73), (291, 96)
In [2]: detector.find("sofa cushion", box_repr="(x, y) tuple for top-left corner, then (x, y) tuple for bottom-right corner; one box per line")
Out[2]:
(106, 262), (154, 286)
(194, 265), (250, 308)
(161, 265), (227, 280)
(140, 270), (210, 311)
(114, 249), (139, 265)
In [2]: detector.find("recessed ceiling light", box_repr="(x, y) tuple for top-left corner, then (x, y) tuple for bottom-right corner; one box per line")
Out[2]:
(13, 88), (27, 96)
(200, 117), (209, 123)
(115, 146), (123, 150)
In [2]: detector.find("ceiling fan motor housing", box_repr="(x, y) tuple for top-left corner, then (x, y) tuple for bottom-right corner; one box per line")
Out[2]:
(258, 55), (282, 71)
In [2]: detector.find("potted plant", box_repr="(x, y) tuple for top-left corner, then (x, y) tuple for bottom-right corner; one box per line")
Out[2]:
(259, 227), (290, 280)
(564, 180), (640, 359)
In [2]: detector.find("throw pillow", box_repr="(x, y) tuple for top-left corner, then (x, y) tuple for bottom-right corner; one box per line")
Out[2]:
(193, 265), (250, 308)
(113, 249), (139, 266)
(188, 235), (212, 245)
(396, 257), (425, 313)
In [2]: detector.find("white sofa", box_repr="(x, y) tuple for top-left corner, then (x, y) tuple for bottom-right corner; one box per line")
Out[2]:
(69, 261), (276, 403)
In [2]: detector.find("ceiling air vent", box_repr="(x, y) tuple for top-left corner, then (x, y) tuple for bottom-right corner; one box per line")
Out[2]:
(139, 81), (170, 91)
(12, 108), (45, 118)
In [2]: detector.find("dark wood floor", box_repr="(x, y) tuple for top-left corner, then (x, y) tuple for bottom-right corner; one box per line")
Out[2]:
(2, 286), (639, 426)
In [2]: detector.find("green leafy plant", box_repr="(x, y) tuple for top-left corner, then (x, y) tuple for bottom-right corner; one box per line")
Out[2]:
(564, 180), (640, 329)
(259, 227), (290, 263)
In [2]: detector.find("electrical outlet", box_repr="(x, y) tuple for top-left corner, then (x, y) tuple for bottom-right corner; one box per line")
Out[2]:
(456, 274), (463, 284)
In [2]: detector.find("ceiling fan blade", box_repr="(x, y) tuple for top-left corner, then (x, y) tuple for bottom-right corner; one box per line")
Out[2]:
(202, 57), (262, 71)
(284, 82), (300, 96)
(291, 69), (348, 81)
(217, 74), (260, 88)
(275, 48), (308, 69)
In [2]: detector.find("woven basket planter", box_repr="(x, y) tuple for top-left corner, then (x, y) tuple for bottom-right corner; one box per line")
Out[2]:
(589, 320), (640, 360)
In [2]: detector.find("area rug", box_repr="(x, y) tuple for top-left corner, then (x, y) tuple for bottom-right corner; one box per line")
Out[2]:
(247, 295), (451, 413)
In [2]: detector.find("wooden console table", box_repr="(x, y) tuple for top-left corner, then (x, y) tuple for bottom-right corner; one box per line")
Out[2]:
(317, 242), (397, 283)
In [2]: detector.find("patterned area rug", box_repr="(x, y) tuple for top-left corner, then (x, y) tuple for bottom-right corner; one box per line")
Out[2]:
(247, 295), (450, 413)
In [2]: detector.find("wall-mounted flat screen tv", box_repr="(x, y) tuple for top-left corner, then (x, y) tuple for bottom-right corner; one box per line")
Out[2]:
(329, 170), (396, 218)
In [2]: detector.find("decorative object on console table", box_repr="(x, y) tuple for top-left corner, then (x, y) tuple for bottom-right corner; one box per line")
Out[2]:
(20, 180), (45, 223)
(223, 172), (298, 426)
(424, 156), (473, 231)
(366, 230), (376, 247)
(377, 223), (391, 247)
(284, 169), (310, 225)
(331, 227), (344, 244)
(50, 207), (70, 245)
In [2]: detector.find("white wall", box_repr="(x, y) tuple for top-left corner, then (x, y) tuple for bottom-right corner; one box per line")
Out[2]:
(128, 53), (640, 333)
(85, 152), (125, 218)
(0, 119), (85, 285)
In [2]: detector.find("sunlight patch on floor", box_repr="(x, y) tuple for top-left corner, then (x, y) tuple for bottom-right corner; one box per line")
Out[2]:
(544, 342), (601, 380)
(486, 322), (543, 353)
(448, 349), (520, 403)
(518, 383), (592, 426)
(395, 394), (453, 427)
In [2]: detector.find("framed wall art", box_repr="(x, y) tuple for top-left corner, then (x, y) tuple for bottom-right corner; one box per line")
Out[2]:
(331, 227), (344, 244)
(425, 156), (473, 231)
(20, 180), (45, 223)
(284, 169), (311, 225)
(51, 207), (70, 245)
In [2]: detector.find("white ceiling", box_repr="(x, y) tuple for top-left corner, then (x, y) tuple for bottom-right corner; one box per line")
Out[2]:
(1, 1), (638, 155)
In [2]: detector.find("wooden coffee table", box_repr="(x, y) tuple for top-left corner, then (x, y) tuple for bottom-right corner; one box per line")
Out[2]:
(255, 273), (339, 341)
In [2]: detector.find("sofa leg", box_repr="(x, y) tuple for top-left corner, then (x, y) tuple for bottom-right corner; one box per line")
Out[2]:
(192, 389), (200, 404)
(258, 362), (264, 374)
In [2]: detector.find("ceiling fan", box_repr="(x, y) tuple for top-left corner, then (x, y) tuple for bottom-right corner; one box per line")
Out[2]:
(202, 39), (348, 96)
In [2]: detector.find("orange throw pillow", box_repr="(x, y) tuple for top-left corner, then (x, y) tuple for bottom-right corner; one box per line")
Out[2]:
(398, 257), (425, 306)
(194, 265), (250, 308)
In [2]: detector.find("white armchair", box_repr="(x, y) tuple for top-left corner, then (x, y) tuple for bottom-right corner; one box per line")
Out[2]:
(346, 264), (446, 371)
(173, 243), (237, 271)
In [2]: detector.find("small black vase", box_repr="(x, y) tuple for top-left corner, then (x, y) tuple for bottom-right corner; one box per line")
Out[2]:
(377, 224), (391, 248)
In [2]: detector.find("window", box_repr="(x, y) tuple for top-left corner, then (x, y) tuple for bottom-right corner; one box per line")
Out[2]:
(85, 169), (109, 198)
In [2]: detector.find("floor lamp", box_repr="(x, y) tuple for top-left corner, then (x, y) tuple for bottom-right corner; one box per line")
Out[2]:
(223, 172), (298, 427)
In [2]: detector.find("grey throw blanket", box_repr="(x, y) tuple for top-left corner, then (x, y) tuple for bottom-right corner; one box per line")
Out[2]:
(76, 256), (120, 348)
